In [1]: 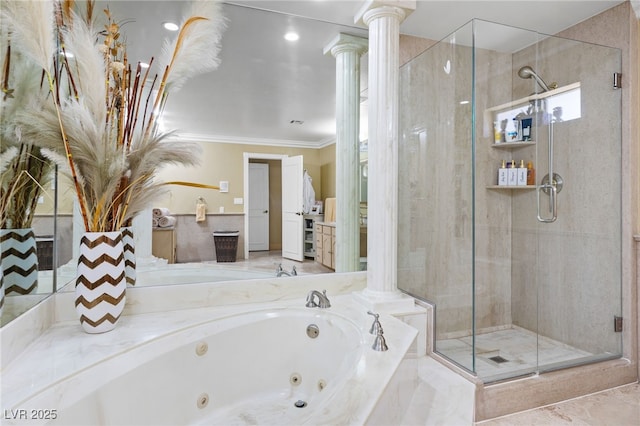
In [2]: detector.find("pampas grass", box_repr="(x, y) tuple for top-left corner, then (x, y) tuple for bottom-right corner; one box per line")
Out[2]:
(2, 0), (226, 232)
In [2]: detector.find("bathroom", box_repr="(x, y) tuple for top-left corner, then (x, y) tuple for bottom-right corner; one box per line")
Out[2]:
(1, 0), (639, 424)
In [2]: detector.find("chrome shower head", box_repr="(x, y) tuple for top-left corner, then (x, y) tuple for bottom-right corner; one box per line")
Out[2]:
(518, 65), (553, 92)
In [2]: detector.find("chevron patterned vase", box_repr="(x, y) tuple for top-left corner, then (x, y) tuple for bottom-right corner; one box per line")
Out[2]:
(75, 231), (127, 334)
(0, 267), (4, 320)
(0, 228), (38, 295)
(121, 226), (136, 286)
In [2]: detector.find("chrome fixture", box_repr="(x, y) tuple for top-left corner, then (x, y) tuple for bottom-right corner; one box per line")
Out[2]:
(518, 65), (563, 223)
(276, 263), (297, 277)
(517, 65), (557, 92)
(305, 289), (331, 308)
(306, 324), (320, 339)
(367, 311), (388, 351)
(367, 311), (383, 335)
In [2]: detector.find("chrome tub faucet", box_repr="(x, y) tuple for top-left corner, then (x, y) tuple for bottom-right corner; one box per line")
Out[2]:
(276, 263), (297, 277)
(305, 289), (331, 308)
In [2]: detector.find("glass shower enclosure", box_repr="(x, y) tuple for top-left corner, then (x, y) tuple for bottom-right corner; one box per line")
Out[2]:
(398, 20), (622, 383)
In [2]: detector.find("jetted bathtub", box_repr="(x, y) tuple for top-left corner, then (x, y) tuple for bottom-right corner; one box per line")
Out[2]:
(3, 298), (417, 425)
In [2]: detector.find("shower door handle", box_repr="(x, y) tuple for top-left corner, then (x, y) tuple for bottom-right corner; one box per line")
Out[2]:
(537, 184), (557, 223)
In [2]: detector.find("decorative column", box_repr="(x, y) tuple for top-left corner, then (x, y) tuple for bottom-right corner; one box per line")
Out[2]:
(354, 0), (415, 311)
(324, 34), (368, 273)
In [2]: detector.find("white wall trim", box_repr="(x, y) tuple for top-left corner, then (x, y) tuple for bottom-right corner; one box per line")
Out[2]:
(631, 0), (640, 18)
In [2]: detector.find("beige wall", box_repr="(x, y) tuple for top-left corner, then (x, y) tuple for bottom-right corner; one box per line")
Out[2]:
(49, 141), (336, 216)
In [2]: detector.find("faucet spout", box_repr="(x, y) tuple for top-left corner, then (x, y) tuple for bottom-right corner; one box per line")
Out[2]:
(276, 263), (297, 277)
(305, 289), (331, 308)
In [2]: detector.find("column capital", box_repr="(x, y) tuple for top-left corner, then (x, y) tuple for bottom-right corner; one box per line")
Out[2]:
(323, 33), (369, 58)
(355, 0), (416, 27)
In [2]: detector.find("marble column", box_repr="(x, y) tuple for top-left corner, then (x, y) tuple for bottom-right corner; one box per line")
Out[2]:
(324, 34), (368, 273)
(354, 0), (415, 311)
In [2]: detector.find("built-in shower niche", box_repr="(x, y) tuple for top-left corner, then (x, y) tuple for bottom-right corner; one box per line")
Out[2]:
(398, 18), (622, 384)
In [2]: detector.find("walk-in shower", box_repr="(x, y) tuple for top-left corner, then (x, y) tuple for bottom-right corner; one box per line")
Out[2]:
(398, 19), (622, 383)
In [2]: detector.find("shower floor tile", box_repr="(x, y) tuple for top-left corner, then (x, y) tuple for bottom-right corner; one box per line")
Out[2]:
(436, 327), (592, 381)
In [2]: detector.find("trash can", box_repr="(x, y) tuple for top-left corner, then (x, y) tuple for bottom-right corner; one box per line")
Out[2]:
(213, 231), (239, 262)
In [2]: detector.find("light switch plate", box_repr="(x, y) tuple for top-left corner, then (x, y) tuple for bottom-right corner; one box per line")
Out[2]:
(233, 198), (243, 205)
(219, 181), (229, 193)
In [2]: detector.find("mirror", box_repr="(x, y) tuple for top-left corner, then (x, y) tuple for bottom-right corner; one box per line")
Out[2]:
(3, 1), (368, 324)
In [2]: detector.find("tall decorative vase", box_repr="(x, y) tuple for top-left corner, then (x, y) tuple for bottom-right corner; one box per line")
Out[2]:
(0, 228), (38, 295)
(121, 226), (136, 286)
(75, 231), (126, 334)
(0, 267), (4, 321)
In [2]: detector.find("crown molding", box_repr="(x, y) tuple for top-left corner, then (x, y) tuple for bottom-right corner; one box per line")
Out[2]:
(169, 132), (335, 149)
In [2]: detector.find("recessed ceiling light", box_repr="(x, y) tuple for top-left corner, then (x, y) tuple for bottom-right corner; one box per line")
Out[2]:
(284, 32), (299, 42)
(139, 62), (149, 69)
(163, 22), (179, 31)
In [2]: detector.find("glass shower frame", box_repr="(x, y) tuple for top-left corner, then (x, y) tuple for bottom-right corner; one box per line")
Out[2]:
(397, 19), (623, 383)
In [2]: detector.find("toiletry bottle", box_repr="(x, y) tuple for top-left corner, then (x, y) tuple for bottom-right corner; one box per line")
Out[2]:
(498, 160), (508, 186)
(526, 161), (535, 186)
(494, 121), (502, 144)
(517, 160), (527, 186)
(507, 160), (518, 186)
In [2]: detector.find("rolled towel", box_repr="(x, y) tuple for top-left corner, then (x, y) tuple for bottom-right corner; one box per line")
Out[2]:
(153, 207), (171, 218)
(158, 215), (177, 228)
(152, 217), (159, 228)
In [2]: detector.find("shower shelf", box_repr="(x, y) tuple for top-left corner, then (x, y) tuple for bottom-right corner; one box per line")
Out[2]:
(486, 185), (536, 190)
(491, 141), (535, 149)
(485, 82), (581, 113)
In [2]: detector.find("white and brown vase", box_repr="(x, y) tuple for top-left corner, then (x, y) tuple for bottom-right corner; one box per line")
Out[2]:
(75, 231), (126, 333)
(0, 228), (38, 295)
(121, 226), (136, 286)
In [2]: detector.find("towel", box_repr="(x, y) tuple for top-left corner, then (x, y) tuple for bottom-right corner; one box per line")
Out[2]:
(158, 215), (177, 228)
(152, 218), (159, 228)
(196, 201), (206, 223)
(153, 207), (171, 218)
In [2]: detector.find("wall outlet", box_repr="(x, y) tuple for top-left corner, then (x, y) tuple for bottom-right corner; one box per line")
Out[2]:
(219, 181), (229, 192)
(233, 198), (243, 205)
(38, 196), (44, 204)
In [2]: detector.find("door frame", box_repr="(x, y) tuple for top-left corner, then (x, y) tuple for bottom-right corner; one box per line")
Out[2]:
(243, 152), (287, 260)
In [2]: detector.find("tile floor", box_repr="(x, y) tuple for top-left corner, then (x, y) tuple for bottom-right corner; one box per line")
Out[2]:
(477, 382), (640, 426)
(437, 327), (594, 382)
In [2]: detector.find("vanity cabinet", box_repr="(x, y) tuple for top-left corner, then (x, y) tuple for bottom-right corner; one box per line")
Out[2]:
(315, 222), (335, 270)
(303, 214), (324, 259)
(152, 228), (176, 263)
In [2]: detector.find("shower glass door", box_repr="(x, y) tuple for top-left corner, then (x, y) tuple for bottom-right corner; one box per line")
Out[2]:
(398, 19), (622, 383)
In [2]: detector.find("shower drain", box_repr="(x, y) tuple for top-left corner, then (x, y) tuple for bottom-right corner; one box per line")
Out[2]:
(488, 355), (509, 364)
(294, 400), (307, 408)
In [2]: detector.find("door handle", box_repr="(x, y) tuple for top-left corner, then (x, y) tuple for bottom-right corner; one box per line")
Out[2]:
(536, 184), (557, 223)
(296, 212), (303, 216)
(263, 210), (268, 214)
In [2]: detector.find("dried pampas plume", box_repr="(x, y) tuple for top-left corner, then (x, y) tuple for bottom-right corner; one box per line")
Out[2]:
(158, 0), (227, 92)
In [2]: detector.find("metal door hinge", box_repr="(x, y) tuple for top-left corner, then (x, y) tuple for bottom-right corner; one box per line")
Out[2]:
(613, 73), (622, 89)
(614, 316), (623, 332)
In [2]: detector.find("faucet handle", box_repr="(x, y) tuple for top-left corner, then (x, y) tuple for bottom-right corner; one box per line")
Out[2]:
(367, 311), (383, 335)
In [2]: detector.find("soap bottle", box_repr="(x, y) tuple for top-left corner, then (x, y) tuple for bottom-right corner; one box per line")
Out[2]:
(498, 160), (508, 186)
(517, 160), (527, 186)
(507, 160), (518, 186)
(526, 161), (535, 186)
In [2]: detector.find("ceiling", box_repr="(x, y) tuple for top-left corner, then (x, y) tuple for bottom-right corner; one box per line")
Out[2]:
(104, 0), (626, 148)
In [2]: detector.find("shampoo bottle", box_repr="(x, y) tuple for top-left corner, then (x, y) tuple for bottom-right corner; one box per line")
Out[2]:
(507, 160), (518, 186)
(517, 160), (527, 186)
(526, 161), (535, 186)
(498, 160), (508, 186)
